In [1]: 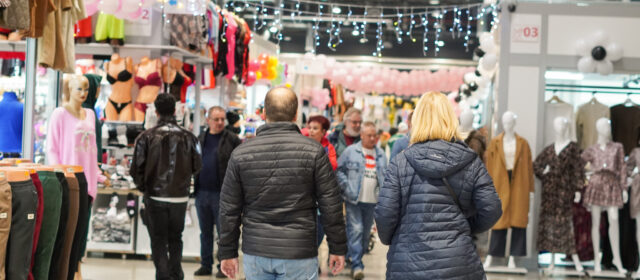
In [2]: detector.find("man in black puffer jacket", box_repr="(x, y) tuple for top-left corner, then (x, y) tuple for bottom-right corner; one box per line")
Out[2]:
(218, 87), (347, 280)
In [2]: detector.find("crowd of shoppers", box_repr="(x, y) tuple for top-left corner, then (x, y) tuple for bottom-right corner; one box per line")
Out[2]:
(131, 89), (502, 280)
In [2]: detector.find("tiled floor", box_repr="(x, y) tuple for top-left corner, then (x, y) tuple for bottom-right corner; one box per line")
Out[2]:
(81, 241), (568, 280)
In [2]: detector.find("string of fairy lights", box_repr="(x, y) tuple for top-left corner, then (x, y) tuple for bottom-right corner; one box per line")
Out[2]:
(224, 0), (499, 57)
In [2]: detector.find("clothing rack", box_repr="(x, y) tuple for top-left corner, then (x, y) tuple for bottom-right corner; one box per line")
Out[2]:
(546, 83), (640, 95)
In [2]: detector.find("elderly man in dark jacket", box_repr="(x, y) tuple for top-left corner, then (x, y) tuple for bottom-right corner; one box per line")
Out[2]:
(131, 94), (202, 280)
(218, 87), (347, 280)
(193, 106), (242, 278)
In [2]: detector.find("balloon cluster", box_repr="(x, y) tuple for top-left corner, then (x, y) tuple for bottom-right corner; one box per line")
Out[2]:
(85, 0), (153, 20)
(246, 54), (287, 87)
(460, 31), (499, 107)
(575, 31), (623, 76)
(300, 88), (332, 110)
(303, 53), (474, 96)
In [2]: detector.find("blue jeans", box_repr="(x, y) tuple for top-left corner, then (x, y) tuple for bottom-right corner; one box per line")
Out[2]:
(195, 191), (222, 269)
(345, 202), (375, 271)
(243, 254), (318, 280)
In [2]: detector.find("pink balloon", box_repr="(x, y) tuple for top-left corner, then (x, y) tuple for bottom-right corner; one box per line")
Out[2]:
(246, 71), (256, 86)
(85, 0), (100, 16)
(249, 59), (260, 71)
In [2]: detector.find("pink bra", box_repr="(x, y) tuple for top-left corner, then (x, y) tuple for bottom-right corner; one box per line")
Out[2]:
(135, 72), (162, 88)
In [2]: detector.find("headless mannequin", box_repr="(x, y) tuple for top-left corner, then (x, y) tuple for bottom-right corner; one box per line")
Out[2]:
(484, 111), (519, 269)
(543, 117), (584, 272)
(104, 54), (134, 121)
(459, 109), (474, 133)
(588, 118), (627, 274)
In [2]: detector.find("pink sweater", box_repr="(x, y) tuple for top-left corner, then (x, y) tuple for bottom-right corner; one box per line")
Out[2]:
(47, 107), (99, 198)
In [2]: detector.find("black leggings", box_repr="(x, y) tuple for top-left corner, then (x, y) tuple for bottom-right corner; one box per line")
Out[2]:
(50, 173), (70, 280)
(6, 179), (38, 280)
(67, 172), (89, 280)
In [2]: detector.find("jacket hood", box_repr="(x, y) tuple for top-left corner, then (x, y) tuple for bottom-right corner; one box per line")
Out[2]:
(404, 140), (477, 178)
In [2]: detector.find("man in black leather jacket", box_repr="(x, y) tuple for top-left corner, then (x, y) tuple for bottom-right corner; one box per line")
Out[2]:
(131, 94), (202, 280)
(218, 87), (347, 279)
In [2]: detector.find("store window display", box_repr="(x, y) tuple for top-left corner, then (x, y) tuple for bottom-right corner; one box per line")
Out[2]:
(484, 111), (534, 270)
(544, 96), (576, 146)
(533, 117), (585, 272)
(576, 95), (610, 150)
(134, 57), (162, 122)
(0, 91), (24, 157)
(104, 54), (134, 122)
(581, 117), (628, 275)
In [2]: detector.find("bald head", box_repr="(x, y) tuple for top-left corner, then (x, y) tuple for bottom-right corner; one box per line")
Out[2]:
(264, 87), (299, 122)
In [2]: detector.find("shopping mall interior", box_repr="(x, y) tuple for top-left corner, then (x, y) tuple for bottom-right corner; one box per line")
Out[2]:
(0, 0), (639, 279)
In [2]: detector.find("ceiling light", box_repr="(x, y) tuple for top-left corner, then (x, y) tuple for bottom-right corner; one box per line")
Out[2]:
(332, 7), (341, 14)
(436, 40), (445, 47)
(429, 0), (440, 5)
(359, 38), (368, 44)
(235, 7), (242, 12)
(284, 36), (292, 41)
(269, 26), (278, 33)
(352, 30), (360, 36)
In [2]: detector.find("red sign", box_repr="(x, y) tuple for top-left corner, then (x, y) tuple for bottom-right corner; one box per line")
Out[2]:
(512, 24), (540, 43)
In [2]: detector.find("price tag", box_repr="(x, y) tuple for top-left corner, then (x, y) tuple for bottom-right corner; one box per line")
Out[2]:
(512, 24), (540, 43)
(28, 214), (35, 220)
(67, 168), (75, 173)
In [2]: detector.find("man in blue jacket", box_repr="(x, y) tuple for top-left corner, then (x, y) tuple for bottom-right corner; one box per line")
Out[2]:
(336, 121), (387, 280)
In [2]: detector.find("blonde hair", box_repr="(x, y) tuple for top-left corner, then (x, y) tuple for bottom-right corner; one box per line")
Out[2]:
(410, 91), (462, 144)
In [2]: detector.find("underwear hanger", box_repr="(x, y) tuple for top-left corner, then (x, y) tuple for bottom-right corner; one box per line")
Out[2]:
(17, 163), (55, 172)
(51, 165), (84, 176)
(0, 167), (31, 182)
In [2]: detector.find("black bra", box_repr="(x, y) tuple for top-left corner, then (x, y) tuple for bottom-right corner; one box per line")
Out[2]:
(106, 70), (133, 84)
(172, 72), (185, 86)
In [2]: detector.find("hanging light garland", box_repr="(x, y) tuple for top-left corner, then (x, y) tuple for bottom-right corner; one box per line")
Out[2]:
(228, 0), (494, 57)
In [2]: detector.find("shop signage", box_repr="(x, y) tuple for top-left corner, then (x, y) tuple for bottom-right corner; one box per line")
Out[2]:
(512, 24), (541, 43)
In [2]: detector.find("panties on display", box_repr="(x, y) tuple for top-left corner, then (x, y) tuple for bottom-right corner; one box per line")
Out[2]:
(108, 99), (131, 115)
(90, 193), (133, 244)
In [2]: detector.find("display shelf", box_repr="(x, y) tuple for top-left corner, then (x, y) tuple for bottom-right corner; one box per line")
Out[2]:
(587, 270), (626, 278)
(74, 43), (213, 68)
(541, 268), (586, 277)
(0, 40), (26, 52)
(103, 120), (144, 126)
(485, 266), (528, 275)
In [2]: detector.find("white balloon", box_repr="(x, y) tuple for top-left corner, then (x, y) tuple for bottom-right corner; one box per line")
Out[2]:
(463, 72), (477, 84)
(99, 0), (120, 14)
(591, 30), (609, 47)
(480, 35), (496, 53)
(476, 76), (491, 88)
(596, 60), (614, 75)
(577, 56), (596, 73)
(480, 53), (498, 72)
(575, 40), (590, 57)
(467, 96), (480, 107)
(606, 43), (623, 61)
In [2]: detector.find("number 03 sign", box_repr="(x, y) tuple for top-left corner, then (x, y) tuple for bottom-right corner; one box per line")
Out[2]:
(512, 24), (541, 43)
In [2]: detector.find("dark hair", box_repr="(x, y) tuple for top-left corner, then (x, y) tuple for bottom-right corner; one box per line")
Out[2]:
(389, 127), (398, 136)
(154, 93), (176, 117)
(308, 115), (330, 131)
(264, 87), (298, 122)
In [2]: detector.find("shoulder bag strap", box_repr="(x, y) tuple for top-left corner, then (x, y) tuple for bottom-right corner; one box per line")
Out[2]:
(442, 176), (464, 213)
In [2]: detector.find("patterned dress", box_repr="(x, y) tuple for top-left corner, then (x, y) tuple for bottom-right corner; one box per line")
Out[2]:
(581, 142), (627, 208)
(533, 142), (584, 254)
(628, 148), (640, 218)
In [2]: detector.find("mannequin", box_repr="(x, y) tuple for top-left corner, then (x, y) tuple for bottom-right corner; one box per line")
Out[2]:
(629, 148), (640, 274)
(583, 118), (627, 274)
(162, 58), (188, 103)
(134, 57), (163, 122)
(484, 111), (534, 270)
(535, 117), (584, 272)
(459, 109), (474, 133)
(104, 54), (134, 121)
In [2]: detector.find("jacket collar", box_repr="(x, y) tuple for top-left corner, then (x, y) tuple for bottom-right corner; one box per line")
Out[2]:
(256, 122), (301, 136)
(353, 142), (384, 160)
(495, 132), (524, 171)
(157, 115), (177, 125)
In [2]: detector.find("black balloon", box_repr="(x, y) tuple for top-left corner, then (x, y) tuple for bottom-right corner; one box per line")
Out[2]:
(454, 96), (462, 103)
(474, 48), (485, 58)
(475, 70), (481, 77)
(463, 89), (472, 96)
(468, 82), (478, 91)
(591, 46), (607, 61)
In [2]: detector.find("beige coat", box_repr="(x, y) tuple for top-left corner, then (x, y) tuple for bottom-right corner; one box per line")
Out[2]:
(486, 133), (535, 230)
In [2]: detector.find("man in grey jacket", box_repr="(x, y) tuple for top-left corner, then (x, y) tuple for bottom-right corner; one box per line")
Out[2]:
(218, 87), (347, 280)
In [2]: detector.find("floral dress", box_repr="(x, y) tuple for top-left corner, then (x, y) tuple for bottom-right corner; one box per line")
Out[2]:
(533, 142), (584, 254)
(581, 142), (627, 208)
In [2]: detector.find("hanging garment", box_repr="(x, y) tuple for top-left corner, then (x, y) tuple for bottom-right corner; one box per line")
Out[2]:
(46, 108), (98, 199)
(0, 91), (24, 154)
(610, 104), (640, 155)
(485, 133), (535, 230)
(54, 174), (79, 280)
(95, 13), (125, 44)
(223, 13), (237, 80)
(581, 142), (627, 208)
(544, 101), (577, 147)
(0, 178), (11, 280)
(169, 14), (206, 53)
(32, 171), (62, 280)
(533, 142), (584, 255)
(28, 172), (44, 280)
(74, 16), (92, 40)
(82, 74), (103, 162)
(66, 172), (88, 280)
(576, 101), (610, 150)
(0, 0), (30, 30)
(6, 179), (38, 280)
(29, 0), (55, 38)
(49, 172), (69, 280)
(38, 0), (68, 71)
(628, 148), (640, 218)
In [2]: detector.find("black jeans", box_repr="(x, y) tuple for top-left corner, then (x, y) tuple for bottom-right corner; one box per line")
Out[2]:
(67, 172), (89, 280)
(144, 197), (187, 280)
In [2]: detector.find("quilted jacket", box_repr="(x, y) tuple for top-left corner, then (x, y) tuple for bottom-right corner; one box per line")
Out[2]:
(375, 140), (502, 279)
(218, 122), (347, 260)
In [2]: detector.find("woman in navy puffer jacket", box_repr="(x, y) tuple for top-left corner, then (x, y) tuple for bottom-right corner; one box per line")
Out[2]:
(375, 92), (502, 280)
